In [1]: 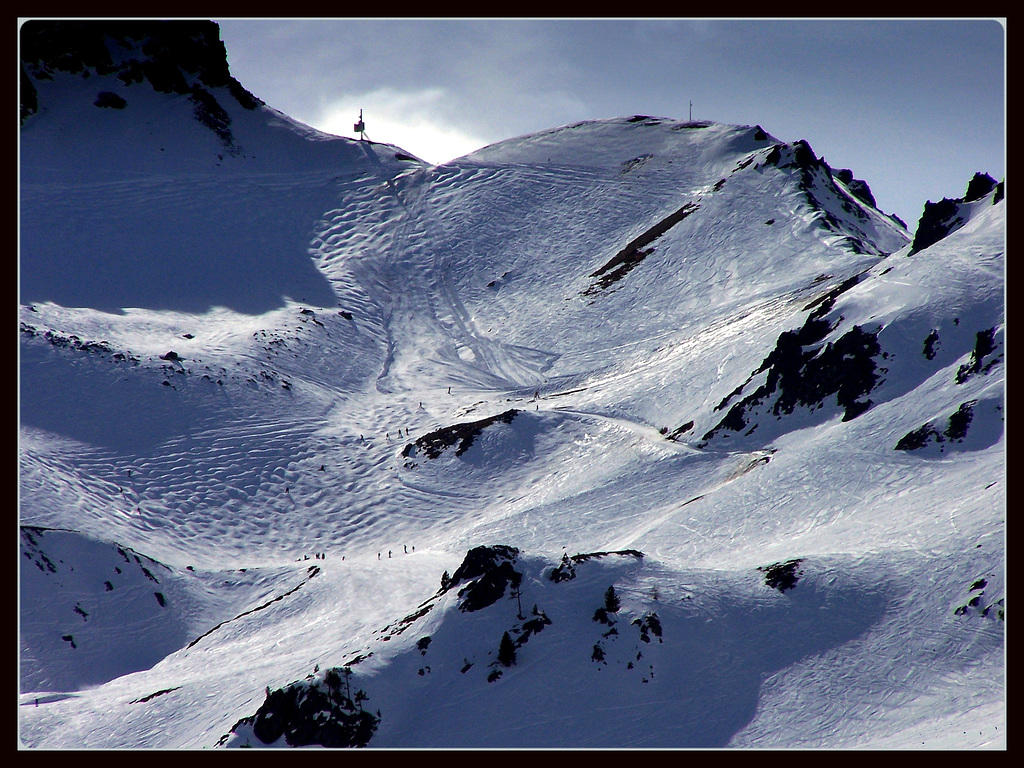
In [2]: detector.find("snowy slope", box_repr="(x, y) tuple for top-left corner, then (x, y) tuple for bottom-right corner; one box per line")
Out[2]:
(19, 21), (1004, 749)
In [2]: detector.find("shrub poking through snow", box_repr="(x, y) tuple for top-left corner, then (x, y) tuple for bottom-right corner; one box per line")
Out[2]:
(956, 328), (1000, 384)
(895, 400), (977, 451)
(759, 559), (804, 593)
(632, 613), (663, 644)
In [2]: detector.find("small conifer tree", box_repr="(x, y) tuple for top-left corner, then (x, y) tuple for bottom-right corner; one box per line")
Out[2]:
(497, 631), (517, 667)
(324, 667), (340, 692)
(353, 689), (368, 711)
(511, 571), (524, 619)
(604, 585), (620, 613)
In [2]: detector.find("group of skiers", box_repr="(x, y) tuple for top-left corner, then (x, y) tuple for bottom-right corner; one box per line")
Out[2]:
(377, 544), (413, 560)
(297, 547), (416, 562)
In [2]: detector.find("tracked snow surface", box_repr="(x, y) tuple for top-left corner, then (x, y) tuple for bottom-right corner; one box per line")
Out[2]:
(19, 21), (1004, 750)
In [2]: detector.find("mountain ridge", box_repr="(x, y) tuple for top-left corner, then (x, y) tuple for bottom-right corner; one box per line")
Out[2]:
(19, 20), (1004, 749)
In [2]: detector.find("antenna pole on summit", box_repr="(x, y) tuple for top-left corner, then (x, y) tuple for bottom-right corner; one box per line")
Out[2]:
(689, 100), (693, 121)
(354, 109), (366, 141)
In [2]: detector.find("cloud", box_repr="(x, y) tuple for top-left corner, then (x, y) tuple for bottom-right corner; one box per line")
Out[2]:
(316, 88), (491, 165)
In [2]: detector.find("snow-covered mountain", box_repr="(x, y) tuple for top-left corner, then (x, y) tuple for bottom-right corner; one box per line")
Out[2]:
(19, 20), (1005, 749)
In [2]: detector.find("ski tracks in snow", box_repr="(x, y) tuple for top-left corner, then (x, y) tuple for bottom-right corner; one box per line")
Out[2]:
(337, 163), (562, 395)
(602, 445), (776, 555)
(29, 408), (404, 565)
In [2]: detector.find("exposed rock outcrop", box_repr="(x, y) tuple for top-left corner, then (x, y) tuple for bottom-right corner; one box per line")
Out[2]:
(19, 19), (262, 142)
(700, 274), (881, 444)
(228, 670), (379, 748)
(442, 545), (522, 612)
(909, 172), (1003, 255)
(402, 410), (519, 460)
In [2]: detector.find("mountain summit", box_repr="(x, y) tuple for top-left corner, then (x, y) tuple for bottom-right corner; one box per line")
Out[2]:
(19, 20), (1004, 749)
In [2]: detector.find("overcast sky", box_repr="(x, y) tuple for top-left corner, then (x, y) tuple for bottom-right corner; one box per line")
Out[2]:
(214, 18), (1005, 228)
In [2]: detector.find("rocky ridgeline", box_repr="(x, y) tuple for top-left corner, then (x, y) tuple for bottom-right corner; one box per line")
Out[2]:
(697, 272), (883, 445)
(20, 19), (262, 145)
(909, 172), (1003, 256)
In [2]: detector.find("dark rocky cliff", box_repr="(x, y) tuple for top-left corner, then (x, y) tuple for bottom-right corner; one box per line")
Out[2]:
(20, 19), (262, 137)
